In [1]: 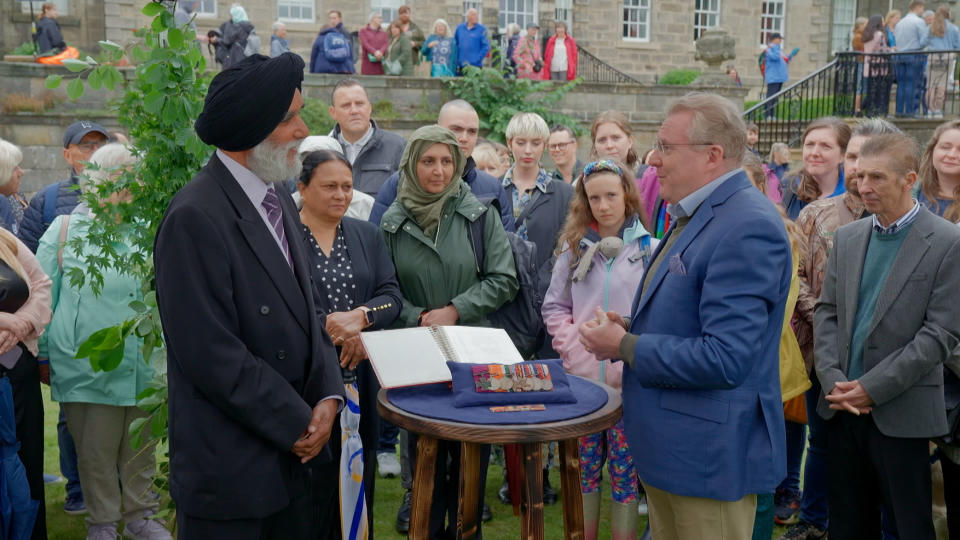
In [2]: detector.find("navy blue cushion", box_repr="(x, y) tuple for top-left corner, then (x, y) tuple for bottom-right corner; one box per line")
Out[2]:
(448, 359), (576, 408)
(386, 374), (608, 425)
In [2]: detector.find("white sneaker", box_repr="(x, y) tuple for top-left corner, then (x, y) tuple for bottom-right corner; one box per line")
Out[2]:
(88, 524), (119, 540)
(123, 517), (172, 540)
(377, 451), (401, 478)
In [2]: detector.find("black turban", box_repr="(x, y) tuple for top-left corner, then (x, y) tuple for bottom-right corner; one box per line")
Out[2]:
(195, 53), (304, 151)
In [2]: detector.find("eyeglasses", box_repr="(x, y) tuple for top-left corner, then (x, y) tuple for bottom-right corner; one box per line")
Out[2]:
(75, 140), (107, 152)
(548, 141), (574, 151)
(652, 138), (714, 154)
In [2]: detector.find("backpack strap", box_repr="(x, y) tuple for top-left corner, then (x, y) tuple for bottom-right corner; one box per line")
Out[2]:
(42, 182), (60, 227)
(469, 197), (496, 275)
(780, 175), (798, 213)
(57, 214), (70, 273)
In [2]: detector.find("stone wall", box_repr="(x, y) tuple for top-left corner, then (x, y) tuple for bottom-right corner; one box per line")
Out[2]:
(0, 60), (746, 195)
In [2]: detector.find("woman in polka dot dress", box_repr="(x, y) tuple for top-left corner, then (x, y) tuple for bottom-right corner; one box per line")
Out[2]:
(297, 149), (403, 534)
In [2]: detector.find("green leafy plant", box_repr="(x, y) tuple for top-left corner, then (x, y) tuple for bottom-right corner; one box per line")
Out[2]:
(659, 69), (701, 86)
(10, 41), (36, 56)
(445, 64), (584, 143)
(301, 97), (335, 134)
(372, 99), (398, 120)
(44, 0), (213, 516)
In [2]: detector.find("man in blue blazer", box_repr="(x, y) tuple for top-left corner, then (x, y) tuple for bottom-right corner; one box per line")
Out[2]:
(580, 92), (791, 539)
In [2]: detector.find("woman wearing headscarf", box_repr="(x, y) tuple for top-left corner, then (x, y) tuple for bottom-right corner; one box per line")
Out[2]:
(380, 125), (518, 539)
(218, 4), (256, 69)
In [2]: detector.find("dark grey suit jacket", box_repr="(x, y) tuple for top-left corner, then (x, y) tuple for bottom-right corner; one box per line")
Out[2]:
(155, 153), (345, 519)
(814, 207), (960, 438)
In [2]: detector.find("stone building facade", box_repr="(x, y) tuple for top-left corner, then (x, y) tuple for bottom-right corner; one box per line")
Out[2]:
(0, 1), (940, 95)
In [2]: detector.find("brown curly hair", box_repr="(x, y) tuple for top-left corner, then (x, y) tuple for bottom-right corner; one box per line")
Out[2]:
(919, 119), (960, 222)
(555, 161), (648, 264)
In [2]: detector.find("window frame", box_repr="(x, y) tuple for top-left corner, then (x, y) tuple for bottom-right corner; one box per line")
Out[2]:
(21, 0), (68, 16)
(693, 0), (721, 41)
(759, 0), (785, 45)
(555, 0), (573, 33)
(372, 0), (404, 23)
(464, 1), (483, 15)
(498, 0), (538, 34)
(830, 0), (858, 54)
(194, 0), (217, 18)
(277, 0), (316, 23)
(621, 0), (651, 43)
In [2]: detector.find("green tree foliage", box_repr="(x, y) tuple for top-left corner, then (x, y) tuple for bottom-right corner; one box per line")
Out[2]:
(44, 0), (212, 513)
(445, 64), (584, 143)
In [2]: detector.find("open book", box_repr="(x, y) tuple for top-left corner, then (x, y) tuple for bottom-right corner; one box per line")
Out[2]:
(361, 326), (525, 389)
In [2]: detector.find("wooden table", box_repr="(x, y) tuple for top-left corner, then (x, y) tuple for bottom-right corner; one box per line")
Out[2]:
(377, 382), (622, 540)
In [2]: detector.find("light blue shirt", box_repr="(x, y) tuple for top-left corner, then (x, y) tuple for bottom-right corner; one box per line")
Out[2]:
(894, 12), (930, 51)
(872, 199), (921, 234)
(928, 21), (960, 50)
(667, 167), (744, 219)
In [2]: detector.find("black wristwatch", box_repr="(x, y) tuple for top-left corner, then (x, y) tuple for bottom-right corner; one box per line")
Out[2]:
(360, 306), (373, 329)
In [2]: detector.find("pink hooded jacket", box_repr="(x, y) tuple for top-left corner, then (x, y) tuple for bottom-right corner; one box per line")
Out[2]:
(541, 219), (656, 389)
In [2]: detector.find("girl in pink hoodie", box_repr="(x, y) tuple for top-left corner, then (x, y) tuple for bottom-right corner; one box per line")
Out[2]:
(541, 160), (657, 540)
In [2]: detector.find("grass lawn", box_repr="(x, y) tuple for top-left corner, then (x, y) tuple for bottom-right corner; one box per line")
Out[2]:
(40, 389), (791, 538)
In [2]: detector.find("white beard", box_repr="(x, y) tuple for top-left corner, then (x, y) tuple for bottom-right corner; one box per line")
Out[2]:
(248, 137), (303, 183)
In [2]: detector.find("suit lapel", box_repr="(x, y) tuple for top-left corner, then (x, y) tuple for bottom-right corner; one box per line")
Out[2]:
(635, 199), (716, 315)
(211, 157), (310, 334)
(866, 211), (932, 336)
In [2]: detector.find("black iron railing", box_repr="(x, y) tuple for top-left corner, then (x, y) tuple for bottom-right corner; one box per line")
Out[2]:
(744, 50), (960, 156)
(575, 45), (642, 84)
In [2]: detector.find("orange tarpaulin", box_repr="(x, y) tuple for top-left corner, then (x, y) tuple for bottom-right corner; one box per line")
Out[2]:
(36, 46), (79, 65)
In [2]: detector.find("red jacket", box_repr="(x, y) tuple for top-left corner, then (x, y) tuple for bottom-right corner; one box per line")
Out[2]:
(542, 34), (578, 80)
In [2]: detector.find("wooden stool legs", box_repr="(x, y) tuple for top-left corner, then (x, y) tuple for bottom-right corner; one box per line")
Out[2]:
(410, 436), (439, 539)
(520, 443), (544, 539)
(409, 437), (585, 540)
(457, 442), (483, 540)
(559, 438), (586, 540)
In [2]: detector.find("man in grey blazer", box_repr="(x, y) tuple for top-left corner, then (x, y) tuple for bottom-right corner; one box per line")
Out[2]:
(814, 132), (960, 540)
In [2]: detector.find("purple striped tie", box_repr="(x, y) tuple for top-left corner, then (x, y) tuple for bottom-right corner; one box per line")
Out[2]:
(261, 185), (292, 268)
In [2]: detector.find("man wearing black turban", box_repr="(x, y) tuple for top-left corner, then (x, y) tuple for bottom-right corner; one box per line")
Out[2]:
(155, 53), (345, 539)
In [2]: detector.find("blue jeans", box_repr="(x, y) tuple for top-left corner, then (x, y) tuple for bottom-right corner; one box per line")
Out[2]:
(895, 56), (926, 116)
(778, 420), (806, 493)
(765, 82), (784, 118)
(800, 374), (829, 528)
(378, 419), (399, 454)
(57, 406), (82, 499)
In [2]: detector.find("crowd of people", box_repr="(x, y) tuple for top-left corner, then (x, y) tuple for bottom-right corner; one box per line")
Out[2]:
(757, 0), (960, 121)
(189, 1), (578, 81)
(6, 39), (960, 540)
